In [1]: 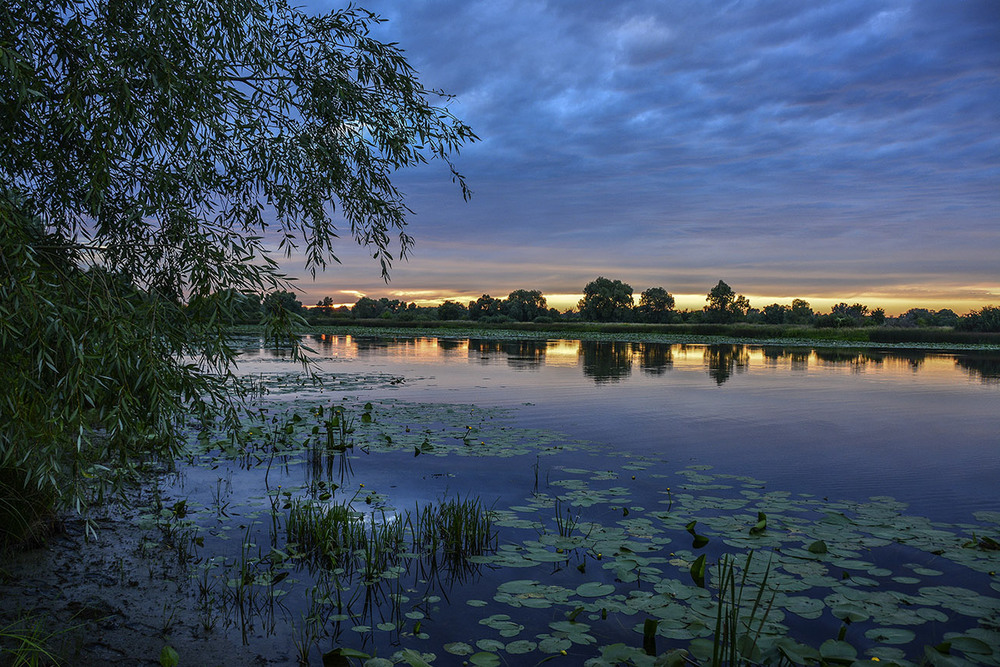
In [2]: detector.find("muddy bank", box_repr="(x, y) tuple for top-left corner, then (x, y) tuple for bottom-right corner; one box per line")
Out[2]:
(0, 508), (272, 666)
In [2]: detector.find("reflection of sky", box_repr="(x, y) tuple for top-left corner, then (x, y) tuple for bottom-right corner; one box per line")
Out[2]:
(237, 335), (1000, 520)
(286, 1), (999, 314)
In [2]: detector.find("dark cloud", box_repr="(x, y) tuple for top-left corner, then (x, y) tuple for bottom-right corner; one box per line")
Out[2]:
(301, 0), (999, 311)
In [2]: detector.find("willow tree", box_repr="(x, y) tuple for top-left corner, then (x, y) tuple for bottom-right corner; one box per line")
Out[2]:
(0, 0), (476, 541)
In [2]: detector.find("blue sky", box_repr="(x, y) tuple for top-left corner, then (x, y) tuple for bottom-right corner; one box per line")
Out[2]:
(295, 0), (999, 314)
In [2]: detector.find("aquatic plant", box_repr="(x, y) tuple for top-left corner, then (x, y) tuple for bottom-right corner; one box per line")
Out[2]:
(0, 614), (71, 667)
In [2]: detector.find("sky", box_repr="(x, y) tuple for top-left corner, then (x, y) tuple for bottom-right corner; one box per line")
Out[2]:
(294, 0), (999, 315)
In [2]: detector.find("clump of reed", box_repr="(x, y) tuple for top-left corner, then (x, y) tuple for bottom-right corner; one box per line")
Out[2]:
(285, 499), (368, 569)
(409, 496), (497, 561)
(286, 495), (496, 579)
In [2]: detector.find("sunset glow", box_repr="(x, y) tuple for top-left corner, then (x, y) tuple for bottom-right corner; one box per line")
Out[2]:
(288, 1), (997, 317)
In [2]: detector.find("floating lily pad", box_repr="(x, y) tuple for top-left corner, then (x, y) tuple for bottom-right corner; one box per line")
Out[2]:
(443, 642), (474, 656)
(864, 627), (916, 644)
(576, 582), (616, 597)
(469, 653), (501, 667)
(505, 640), (537, 654)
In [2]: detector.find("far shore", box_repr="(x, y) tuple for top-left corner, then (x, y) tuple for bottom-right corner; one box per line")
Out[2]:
(234, 320), (1000, 350)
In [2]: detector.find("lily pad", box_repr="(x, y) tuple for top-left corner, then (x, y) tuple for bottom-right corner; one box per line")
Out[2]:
(576, 582), (616, 597)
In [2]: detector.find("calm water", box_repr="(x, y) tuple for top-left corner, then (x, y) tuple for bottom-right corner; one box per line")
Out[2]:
(240, 335), (1000, 522)
(156, 334), (1000, 663)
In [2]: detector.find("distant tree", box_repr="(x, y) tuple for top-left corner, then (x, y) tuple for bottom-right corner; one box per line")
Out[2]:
(502, 290), (547, 322)
(957, 306), (1000, 332)
(934, 309), (959, 327)
(352, 296), (381, 319)
(870, 307), (887, 326)
(579, 277), (634, 322)
(636, 287), (675, 323)
(436, 300), (467, 320)
(468, 294), (503, 320)
(830, 303), (869, 326)
(789, 299), (815, 325)
(263, 290), (303, 316)
(760, 303), (789, 325)
(231, 292), (262, 324)
(704, 281), (750, 323)
(194, 289), (261, 324)
(376, 298), (406, 315)
(316, 296), (335, 308)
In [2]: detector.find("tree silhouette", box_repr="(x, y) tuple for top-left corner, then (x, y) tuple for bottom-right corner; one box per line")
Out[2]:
(579, 277), (634, 322)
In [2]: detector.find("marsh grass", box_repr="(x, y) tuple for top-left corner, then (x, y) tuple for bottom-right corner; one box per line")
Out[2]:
(0, 614), (74, 667)
(0, 471), (57, 551)
(286, 499), (368, 570)
(409, 496), (496, 561)
(702, 552), (776, 665)
(553, 497), (580, 538)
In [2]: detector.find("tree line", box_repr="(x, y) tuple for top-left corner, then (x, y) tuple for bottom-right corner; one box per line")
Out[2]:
(233, 277), (999, 332)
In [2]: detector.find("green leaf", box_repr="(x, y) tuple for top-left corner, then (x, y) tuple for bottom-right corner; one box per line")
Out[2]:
(159, 646), (179, 667)
(807, 540), (828, 554)
(819, 639), (857, 662)
(575, 582), (615, 597)
(690, 554), (707, 588)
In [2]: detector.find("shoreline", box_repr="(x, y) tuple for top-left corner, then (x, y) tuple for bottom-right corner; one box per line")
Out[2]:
(236, 322), (1000, 351)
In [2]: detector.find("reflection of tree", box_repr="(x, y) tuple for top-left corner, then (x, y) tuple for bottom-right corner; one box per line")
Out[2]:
(955, 353), (1000, 384)
(636, 343), (673, 376)
(758, 346), (810, 371)
(353, 337), (393, 354)
(704, 344), (749, 385)
(437, 338), (463, 351)
(468, 339), (502, 365)
(502, 341), (546, 370)
(466, 339), (545, 368)
(580, 341), (632, 383)
(813, 349), (931, 373)
(814, 349), (888, 370)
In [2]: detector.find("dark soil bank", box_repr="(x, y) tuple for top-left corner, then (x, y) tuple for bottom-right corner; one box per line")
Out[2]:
(0, 510), (268, 666)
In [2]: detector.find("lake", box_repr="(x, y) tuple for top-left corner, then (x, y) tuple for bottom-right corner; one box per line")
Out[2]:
(158, 334), (1000, 664)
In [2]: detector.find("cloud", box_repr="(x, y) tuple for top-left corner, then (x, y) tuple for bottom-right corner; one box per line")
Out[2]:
(298, 0), (999, 311)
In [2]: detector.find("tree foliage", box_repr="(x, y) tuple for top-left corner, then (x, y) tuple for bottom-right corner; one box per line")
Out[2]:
(436, 300), (467, 320)
(637, 287), (675, 323)
(0, 0), (475, 538)
(957, 306), (1000, 332)
(703, 281), (750, 323)
(468, 294), (503, 321)
(579, 277), (634, 322)
(502, 290), (547, 322)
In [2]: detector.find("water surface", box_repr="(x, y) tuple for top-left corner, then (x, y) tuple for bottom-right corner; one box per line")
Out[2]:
(241, 335), (1000, 521)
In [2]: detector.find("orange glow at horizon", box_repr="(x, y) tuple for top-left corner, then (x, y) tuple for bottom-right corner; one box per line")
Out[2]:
(299, 288), (997, 318)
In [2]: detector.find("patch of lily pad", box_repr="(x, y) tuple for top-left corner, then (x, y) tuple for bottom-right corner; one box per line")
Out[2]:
(158, 378), (1000, 666)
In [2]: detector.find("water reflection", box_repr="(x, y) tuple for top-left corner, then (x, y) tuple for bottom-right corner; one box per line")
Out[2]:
(468, 340), (547, 369)
(580, 341), (633, 383)
(637, 342), (673, 376)
(704, 344), (750, 385)
(956, 353), (1000, 384)
(249, 335), (1000, 388)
